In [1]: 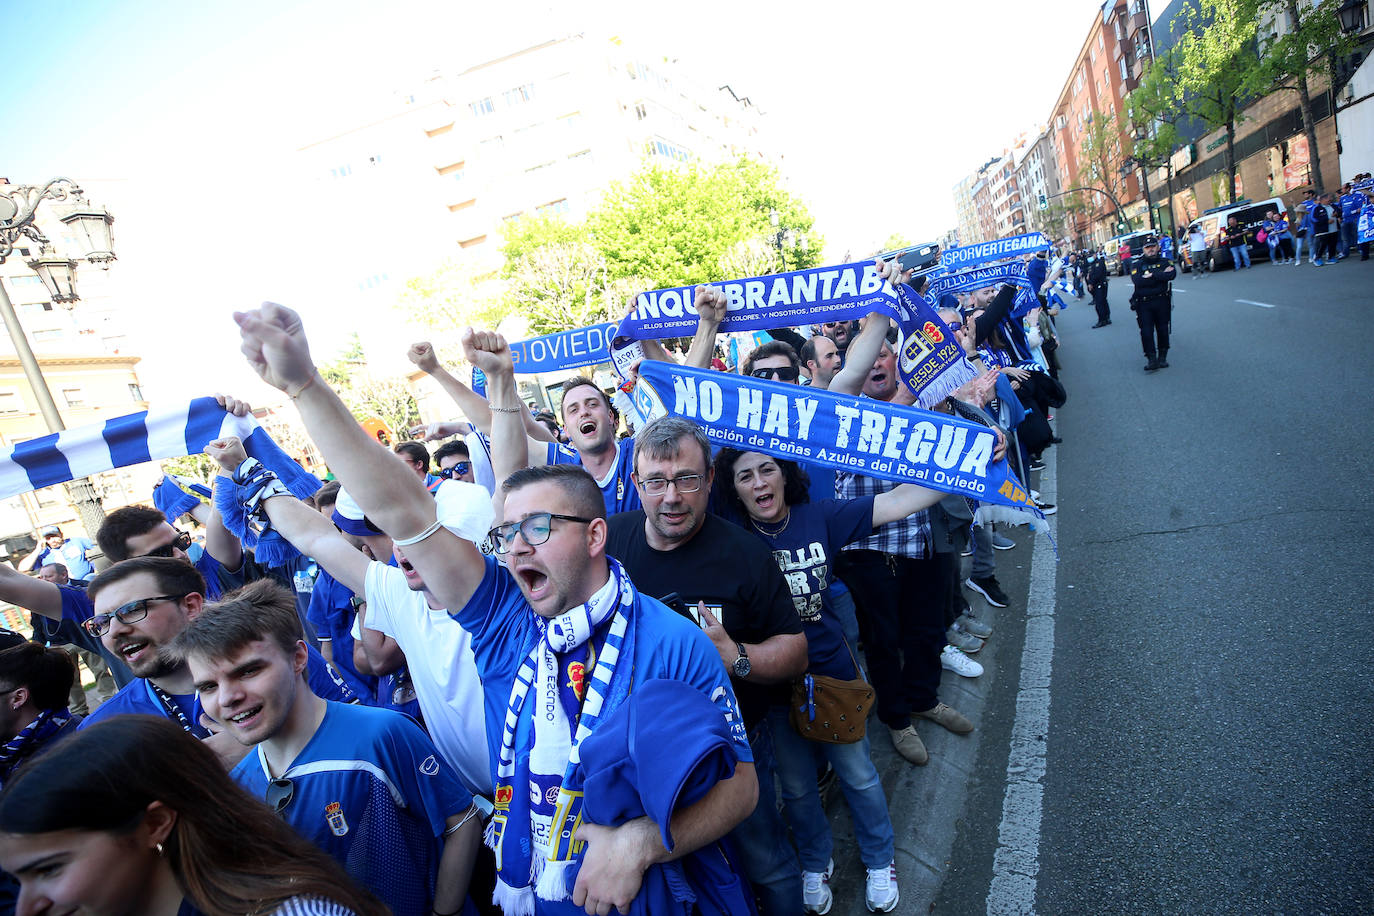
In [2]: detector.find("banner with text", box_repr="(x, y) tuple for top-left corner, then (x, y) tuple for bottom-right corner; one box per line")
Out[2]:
(939, 232), (1050, 271)
(635, 362), (1039, 511)
(507, 322), (616, 375)
(923, 261), (1034, 300)
(617, 261), (969, 402)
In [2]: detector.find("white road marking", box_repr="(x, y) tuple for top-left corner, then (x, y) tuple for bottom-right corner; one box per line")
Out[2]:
(1236, 299), (1277, 309)
(987, 460), (1057, 916)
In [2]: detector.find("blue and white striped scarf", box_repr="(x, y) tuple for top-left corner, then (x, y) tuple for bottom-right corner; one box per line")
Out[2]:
(0, 397), (319, 503)
(486, 559), (639, 916)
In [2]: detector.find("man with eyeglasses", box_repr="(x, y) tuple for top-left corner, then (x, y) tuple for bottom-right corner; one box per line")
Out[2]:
(604, 414), (808, 916)
(0, 556), (356, 761)
(170, 579), (481, 916)
(233, 310), (760, 916)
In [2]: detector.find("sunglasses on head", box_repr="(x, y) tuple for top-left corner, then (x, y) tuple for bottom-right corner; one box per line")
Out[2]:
(439, 462), (472, 479)
(749, 366), (800, 382)
(140, 530), (193, 559)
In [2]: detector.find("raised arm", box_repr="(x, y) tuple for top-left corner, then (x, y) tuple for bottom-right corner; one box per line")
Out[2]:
(830, 259), (909, 396)
(461, 328), (528, 520)
(234, 303), (486, 614)
(871, 483), (947, 528)
(408, 341), (554, 443)
(682, 286), (728, 369)
(0, 562), (62, 620)
(204, 436), (370, 595)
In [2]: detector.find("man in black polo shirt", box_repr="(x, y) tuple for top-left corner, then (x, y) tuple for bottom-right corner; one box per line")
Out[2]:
(606, 415), (808, 916)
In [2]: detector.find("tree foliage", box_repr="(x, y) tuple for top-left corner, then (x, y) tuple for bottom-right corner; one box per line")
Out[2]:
(318, 332), (421, 436)
(1076, 113), (1132, 232)
(586, 157), (822, 288)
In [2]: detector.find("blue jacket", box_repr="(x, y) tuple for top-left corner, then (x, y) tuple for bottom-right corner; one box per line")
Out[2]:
(1339, 192), (1367, 223)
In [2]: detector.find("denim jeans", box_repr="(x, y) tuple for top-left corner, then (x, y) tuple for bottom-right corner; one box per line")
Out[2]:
(1230, 243), (1251, 268)
(728, 716), (803, 916)
(1340, 221), (1358, 258)
(767, 707), (895, 872)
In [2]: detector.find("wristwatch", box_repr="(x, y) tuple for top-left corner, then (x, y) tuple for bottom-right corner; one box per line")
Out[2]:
(731, 642), (751, 679)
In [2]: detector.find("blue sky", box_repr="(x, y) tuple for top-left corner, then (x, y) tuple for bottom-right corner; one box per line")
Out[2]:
(4, 0), (1100, 397)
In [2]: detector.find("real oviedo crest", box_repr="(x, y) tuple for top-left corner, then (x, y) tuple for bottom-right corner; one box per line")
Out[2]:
(325, 802), (349, 837)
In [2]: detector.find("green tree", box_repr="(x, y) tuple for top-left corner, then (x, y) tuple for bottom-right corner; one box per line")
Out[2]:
(1077, 113), (1132, 233)
(586, 157), (822, 289)
(1127, 50), (1187, 232)
(877, 232), (913, 253)
(394, 257), (503, 339)
(1172, 0), (1259, 204)
(1248, 0), (1358, 194)
(318, 334), (421, 438)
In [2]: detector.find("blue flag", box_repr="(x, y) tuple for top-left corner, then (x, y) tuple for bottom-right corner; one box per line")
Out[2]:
(923, 261), (1034, 300)
(634, 362), (1039, 512)
(507, 322), (617, 374)
(618, 261), (969, 403)
(940, 232), (1050, 271)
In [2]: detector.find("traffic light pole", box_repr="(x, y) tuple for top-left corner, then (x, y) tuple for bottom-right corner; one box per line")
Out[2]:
(1049, 186), (1131, 238)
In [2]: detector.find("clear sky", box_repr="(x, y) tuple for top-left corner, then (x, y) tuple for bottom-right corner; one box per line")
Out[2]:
(3, 0), (1101, 399)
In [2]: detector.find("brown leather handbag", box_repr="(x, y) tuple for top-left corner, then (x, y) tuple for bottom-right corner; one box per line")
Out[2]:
(789, 642), (875, 744)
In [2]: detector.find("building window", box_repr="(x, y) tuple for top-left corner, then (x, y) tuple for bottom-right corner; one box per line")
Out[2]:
(129, 383), (144, 401)
(525, 161), (556, 173)
(649, 139), (691, 163)
(8, 275), (43, 288)
(567, 149), (591, 160)
(35, 485), (62, 508)
(31, 329), (62, 342)
(62, 388), (85, 408)
(368, 154), (382, 167)
(0, 392), (22, 414)
(502, 212), (524, 222)
(330, 164), (353, 179)
(469, 97), (495, 116)
(634, 103), (647, 120)
(503, 83), (535, 106)
(536, 199), (570, 216)
(18, 302), (52, 317)
(1119, 58), (1128, 81)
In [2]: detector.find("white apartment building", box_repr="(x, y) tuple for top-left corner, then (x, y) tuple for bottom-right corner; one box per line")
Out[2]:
(294, 28), (771, 307)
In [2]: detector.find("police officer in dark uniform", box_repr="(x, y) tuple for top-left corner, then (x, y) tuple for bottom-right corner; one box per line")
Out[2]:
(1129, 235), (1176, 371)
(1087, 253), (1110, 327)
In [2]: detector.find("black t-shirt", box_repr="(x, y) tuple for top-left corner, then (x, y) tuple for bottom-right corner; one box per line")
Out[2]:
(606, 511), (803, 728)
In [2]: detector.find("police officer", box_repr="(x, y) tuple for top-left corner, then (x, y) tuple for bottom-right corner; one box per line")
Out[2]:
(1129, 236), (1176, 371)
(1087, 253), (1110, 328)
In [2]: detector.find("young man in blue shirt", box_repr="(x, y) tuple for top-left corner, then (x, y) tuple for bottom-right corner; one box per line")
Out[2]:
(1338, 182), (1368, 261)
(171, 579), (481, 916)
(235, 304), (759, 916)
(18, 527), (96, 581)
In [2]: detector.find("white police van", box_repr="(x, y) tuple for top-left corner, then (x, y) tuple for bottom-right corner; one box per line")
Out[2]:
(1185, 197), (1291, 271)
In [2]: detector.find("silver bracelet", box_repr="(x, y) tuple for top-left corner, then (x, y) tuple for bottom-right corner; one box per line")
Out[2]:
(488, 404), (523, 414)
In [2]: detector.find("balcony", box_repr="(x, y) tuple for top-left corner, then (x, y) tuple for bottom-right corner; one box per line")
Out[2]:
(1130, 10), (1149, 35)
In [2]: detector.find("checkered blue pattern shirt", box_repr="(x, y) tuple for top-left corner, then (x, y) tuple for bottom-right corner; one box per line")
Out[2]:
(836, 471), (931, 559)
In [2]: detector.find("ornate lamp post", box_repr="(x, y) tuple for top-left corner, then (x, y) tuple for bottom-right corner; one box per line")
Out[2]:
(0, 178), (117, 536)
(769, 209), (809, 272)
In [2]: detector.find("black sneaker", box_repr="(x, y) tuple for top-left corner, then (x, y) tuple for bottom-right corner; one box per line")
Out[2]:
(1028, 459), (1047, 471)
(965, 576), (1010, 608)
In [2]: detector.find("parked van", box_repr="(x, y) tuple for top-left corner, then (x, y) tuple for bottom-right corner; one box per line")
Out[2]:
(1185, 197), (1291, 271)
(1104, 230), (1157, 276)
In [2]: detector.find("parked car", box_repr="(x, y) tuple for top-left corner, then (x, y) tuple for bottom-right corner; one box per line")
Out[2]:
(1104, 230), (1157, 276)
(1185, 197), (1291, 271)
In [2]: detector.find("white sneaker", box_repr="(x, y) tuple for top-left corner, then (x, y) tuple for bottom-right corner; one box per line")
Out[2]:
(803, 858), (834, 914)
(941, 645), (984, 678)
(865, 862), (900, 913)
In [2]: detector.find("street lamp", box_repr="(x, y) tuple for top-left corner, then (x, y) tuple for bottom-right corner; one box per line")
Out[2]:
(0, 177), (117, 536)
(769, 208), (808, 272)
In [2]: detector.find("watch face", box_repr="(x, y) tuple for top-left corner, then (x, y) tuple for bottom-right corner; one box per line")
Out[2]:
(732, 655), (751, 678)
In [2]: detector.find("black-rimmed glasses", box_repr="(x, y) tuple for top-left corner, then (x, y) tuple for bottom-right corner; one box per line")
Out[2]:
(265, 777), (294, 814)
(486, 513), (595, 555)
(82, 595), (188, 638)
(139, 530), (193, 559)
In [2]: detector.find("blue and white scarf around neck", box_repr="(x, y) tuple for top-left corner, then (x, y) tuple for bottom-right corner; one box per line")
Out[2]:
(486, 558), (640, 916)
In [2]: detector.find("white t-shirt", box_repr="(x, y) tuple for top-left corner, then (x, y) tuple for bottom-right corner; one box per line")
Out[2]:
(360, 560), (492, 797)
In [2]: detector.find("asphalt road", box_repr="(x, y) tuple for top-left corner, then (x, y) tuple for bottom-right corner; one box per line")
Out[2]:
(923, 256), (1374, 916)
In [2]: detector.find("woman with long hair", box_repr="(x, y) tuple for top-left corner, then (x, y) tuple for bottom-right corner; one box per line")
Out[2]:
(0, 714), (387, 916)
(714, 448), (948, 914)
